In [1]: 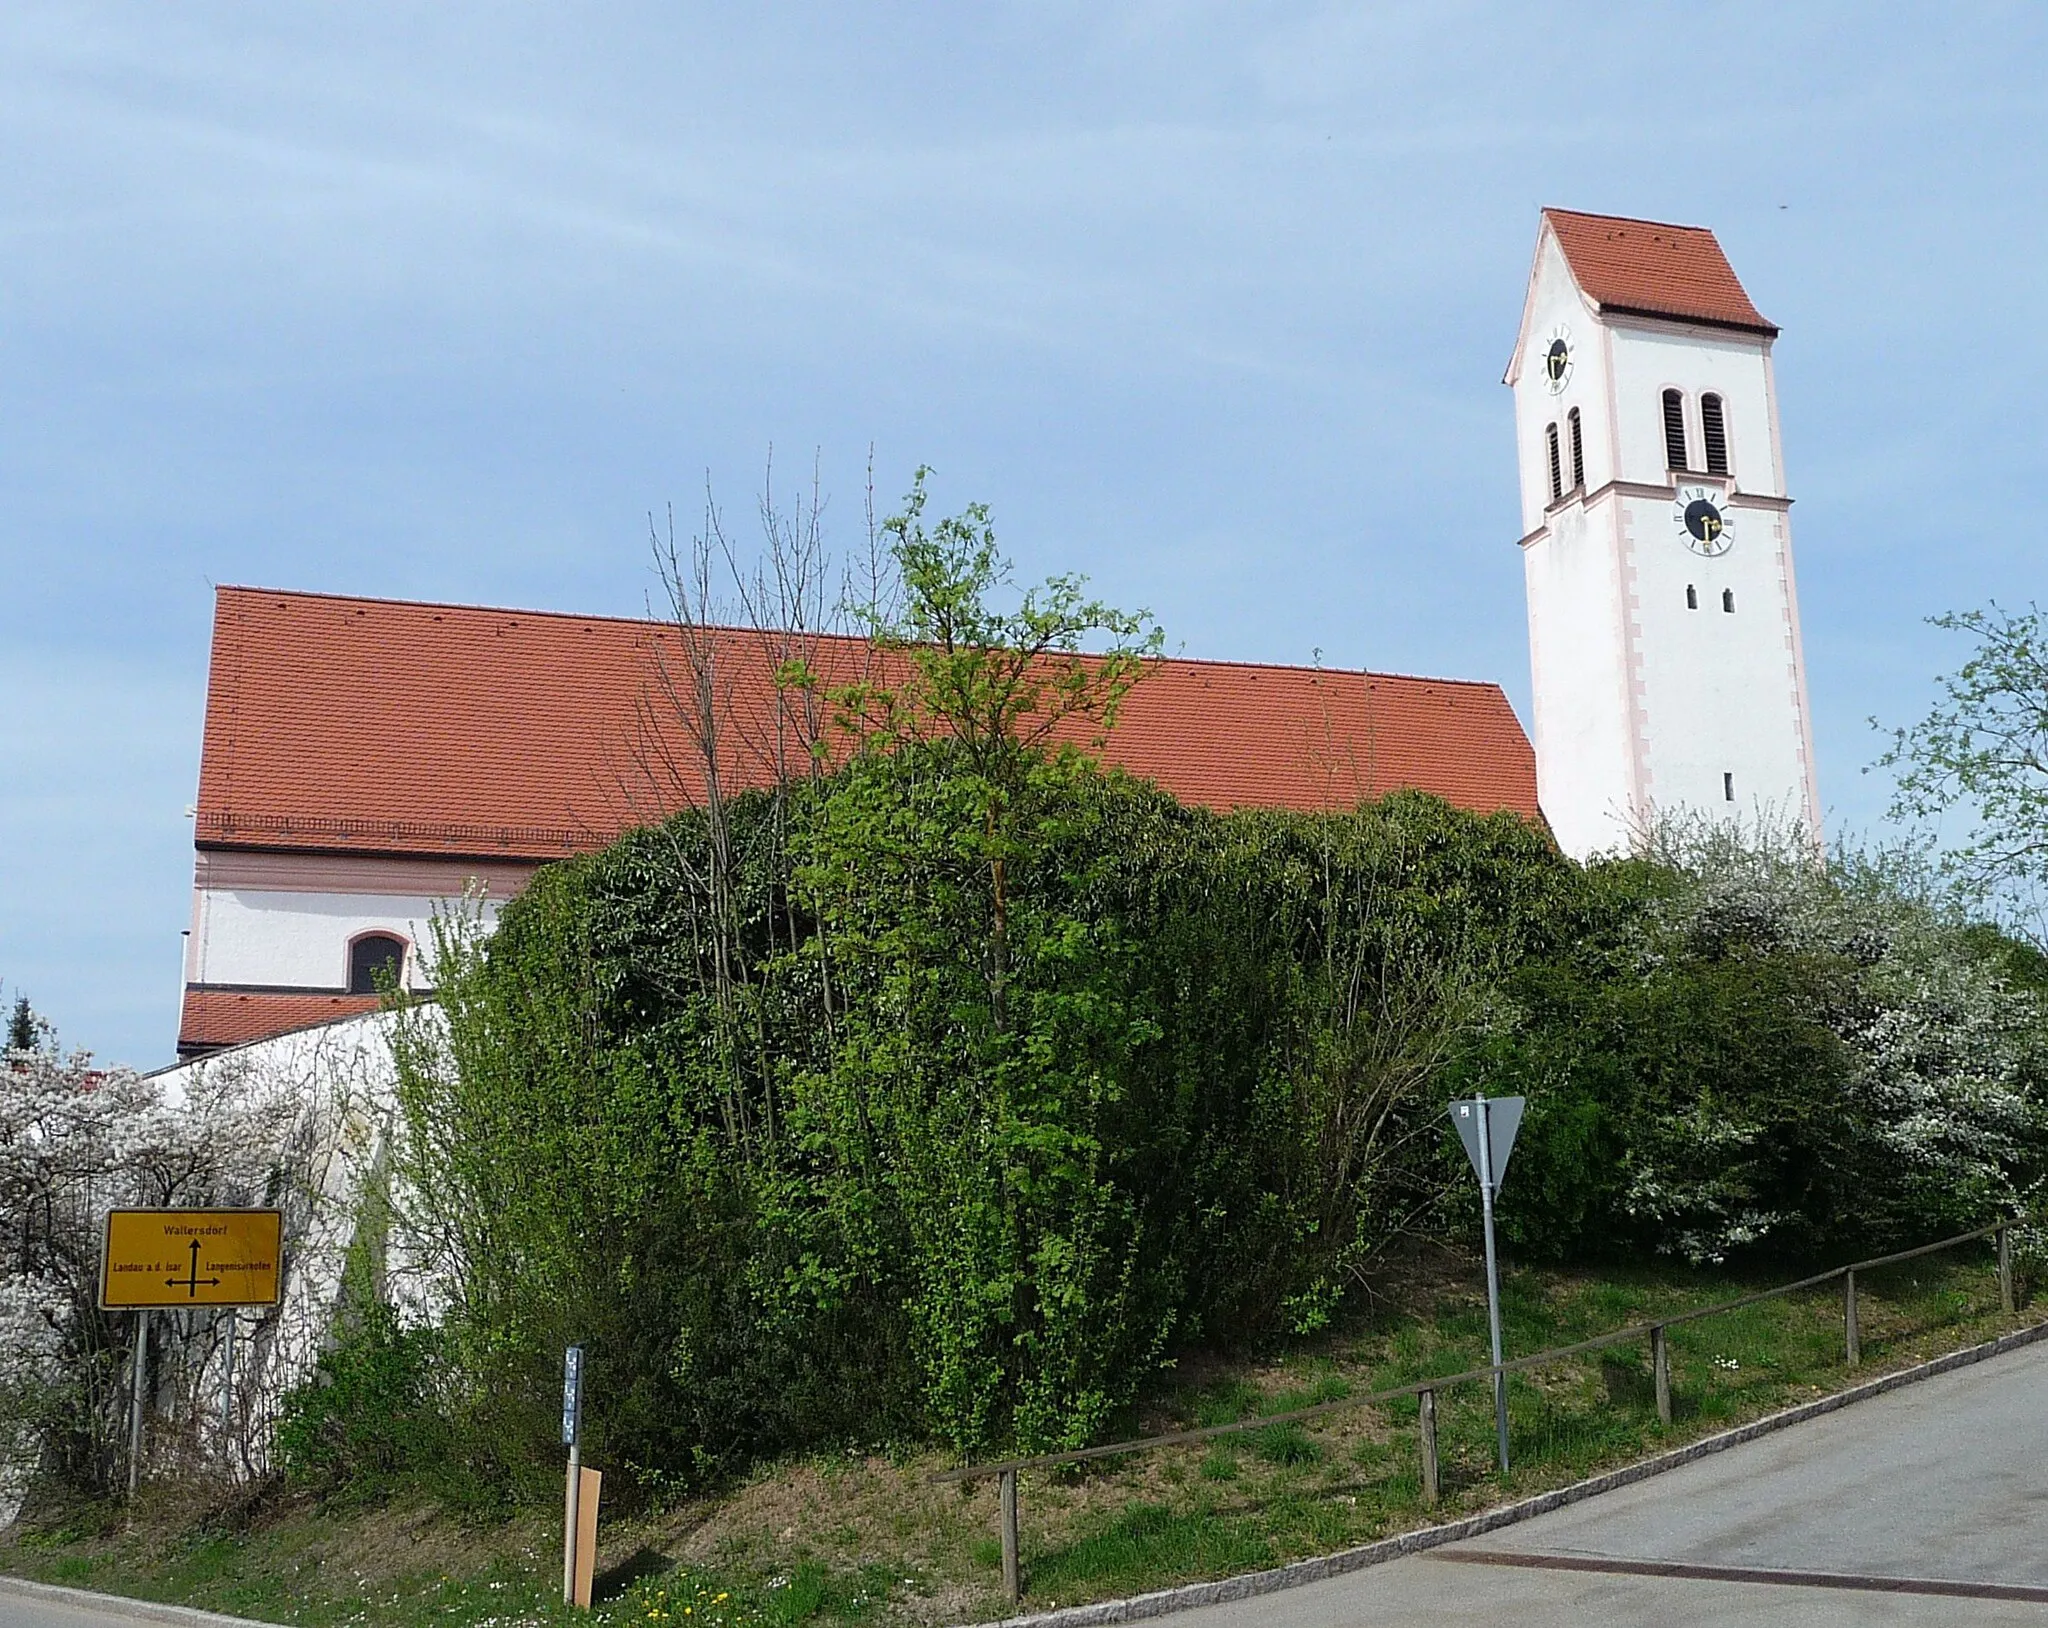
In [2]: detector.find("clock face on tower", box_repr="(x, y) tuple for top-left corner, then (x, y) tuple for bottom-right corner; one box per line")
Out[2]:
(1674, 487), (1734, 556)
(1542, 327), (1573, 394)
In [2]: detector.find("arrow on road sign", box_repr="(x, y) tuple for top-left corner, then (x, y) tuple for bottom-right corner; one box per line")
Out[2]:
(167, 1238), (223, 1298)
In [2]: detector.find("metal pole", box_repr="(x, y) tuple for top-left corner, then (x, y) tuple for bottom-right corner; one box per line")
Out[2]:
(222, 1311), (237, 1470)
(1475, 1097), (1509, 1473)
(1418, 1388), (1439, 1507)
(563, 1438), (582, 1606)
(1652, 1324), (1671, 1427)
(1844, 1269), (1860, 1367)
(126, 1309), (149, 1499)
(999, 1468), (1020, 1605)
(1998, 1226), (2014, 1314)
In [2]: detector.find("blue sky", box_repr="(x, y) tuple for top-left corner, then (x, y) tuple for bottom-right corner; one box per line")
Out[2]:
(4, 3), (2044, 1066)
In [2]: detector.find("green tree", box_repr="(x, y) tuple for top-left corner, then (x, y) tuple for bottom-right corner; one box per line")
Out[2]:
(6, 991), (51, 1054)
(828, 470), (1164, 1027)
(1879, 601), (2048, 941)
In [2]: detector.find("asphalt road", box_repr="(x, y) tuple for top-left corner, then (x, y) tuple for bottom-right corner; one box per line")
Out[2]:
(0, 1582), (265, 1628)
(1171, 1335), (2048, 1627)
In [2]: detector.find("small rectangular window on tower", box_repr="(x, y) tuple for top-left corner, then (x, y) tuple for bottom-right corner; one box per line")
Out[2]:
(1722, 588), (1735, 613)
(1662, 389), (1689, 471)
(1723, 772), (1735, 803)
(1568, 407), (1585, 490)
(1545, 422), (1562, 501)
(1686, 585), (1698, 610)
(1701, 393), (1730, 475)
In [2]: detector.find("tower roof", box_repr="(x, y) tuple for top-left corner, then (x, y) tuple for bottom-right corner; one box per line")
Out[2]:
(1544, 209), (1777, 336)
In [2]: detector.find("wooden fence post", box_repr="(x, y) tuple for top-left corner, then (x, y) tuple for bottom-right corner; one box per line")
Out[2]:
(1652, 1325), (1671, 1426)
(998, 1468), (1020, 1607)
(1418, 1388), (1439, 1508)
(1999, 1226), (2015, 1314)
(1844, 1269), (1860, 1367)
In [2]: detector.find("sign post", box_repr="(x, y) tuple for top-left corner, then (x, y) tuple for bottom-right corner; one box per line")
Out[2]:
(562, 1344), (583, 1608)
(126, 1310), (149, 1499)
(222, 1309), (239, 1467)
(1449, 1095), (1523, 1473)
(99, 1209), (282, 1497)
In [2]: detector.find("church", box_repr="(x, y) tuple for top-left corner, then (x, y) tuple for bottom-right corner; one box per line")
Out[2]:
(174, 209), (1820, 1060)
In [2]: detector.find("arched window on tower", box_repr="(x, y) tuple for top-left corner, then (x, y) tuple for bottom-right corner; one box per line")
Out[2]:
(348, 932), (407, 996)
(1567, 408), (1585, 491)
(1701, 393), (1730, 475)
(1723, 588), (1736, 614)
(1662, 389), (1689, 471)
(1545, 422), (1562, 501)
(1686, 585), (1698, 610)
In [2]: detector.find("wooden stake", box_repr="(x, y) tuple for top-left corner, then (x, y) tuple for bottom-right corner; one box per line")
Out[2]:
(573, 1468), (601, 1609)
(1652, 1324), (1671, 1427)
(1845, 1269), (1861, 1367)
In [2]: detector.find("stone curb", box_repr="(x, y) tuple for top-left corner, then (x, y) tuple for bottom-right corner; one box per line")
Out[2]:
(970, 1317), (2048, 1627)
(0, 1573), (283, 1626)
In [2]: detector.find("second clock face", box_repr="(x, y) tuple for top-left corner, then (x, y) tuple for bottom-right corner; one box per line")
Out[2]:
(1674, 488), (1734, 556)
(1542, 328), (1573, 394)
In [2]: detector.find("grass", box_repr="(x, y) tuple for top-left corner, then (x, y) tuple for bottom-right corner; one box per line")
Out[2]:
(1, 1245), (2033, 1627)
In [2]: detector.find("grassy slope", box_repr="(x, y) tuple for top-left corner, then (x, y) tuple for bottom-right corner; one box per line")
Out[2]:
(2, 1248), (2032, 1628)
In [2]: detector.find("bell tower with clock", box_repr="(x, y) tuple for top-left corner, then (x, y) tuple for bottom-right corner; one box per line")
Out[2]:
(1505, 208), (1821, 859)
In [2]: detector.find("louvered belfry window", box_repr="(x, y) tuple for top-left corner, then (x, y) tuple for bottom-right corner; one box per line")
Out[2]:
(1662, 389), (1689, 471)
(1567, 407), (1585, 491)
(1701, 393), (1730, 475)
(1545, 422), (1563, 501)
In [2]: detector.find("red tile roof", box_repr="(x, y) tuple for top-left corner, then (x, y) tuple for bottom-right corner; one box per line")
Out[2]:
(194, 586), (1538, 862)
(177, 990), (381, 1055)
(1545, 209), (1776, 336)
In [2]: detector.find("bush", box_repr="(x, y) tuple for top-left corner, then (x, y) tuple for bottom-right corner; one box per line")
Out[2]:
(1474, 831), (2048, 1264)
(388, 759), (1570, 1479)
(274, 1304), (457, 1504)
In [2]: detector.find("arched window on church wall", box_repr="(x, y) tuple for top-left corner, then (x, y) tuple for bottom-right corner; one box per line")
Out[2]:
(1661, 389), (1689, 472)
(348, 932), (408, 996)
(1567, 408), (1585, 491)
(1545, 422), (1562, 502)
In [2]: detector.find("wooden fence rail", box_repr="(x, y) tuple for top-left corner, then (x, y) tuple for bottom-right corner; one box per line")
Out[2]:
(932, 1215), (2034, 1606)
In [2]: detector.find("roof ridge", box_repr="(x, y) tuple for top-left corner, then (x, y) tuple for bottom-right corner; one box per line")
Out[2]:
(215, 584), (1502, 692)
(1542, 206), (1717, 236)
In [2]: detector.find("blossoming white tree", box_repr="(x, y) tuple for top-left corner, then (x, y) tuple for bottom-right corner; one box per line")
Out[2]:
(0, 1030), (373, 1511)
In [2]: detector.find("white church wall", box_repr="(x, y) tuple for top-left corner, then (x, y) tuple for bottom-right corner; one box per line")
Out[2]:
(1605, 320), (1780, 491)
(1624, 495), (1815, 830)
(1509, 226), (1645, 856)
(1521, 494), (1638, 858)
(145, 1008), (435, 1474)
(189, 888), (505, 990)
(1509, 232), (1606, 526)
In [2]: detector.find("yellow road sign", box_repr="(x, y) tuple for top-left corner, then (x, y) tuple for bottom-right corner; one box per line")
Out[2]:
(100, 1209), (282, 1309)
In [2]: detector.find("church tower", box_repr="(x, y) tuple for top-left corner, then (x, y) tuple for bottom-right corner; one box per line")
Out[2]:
(1506, 209), (1821, 859)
